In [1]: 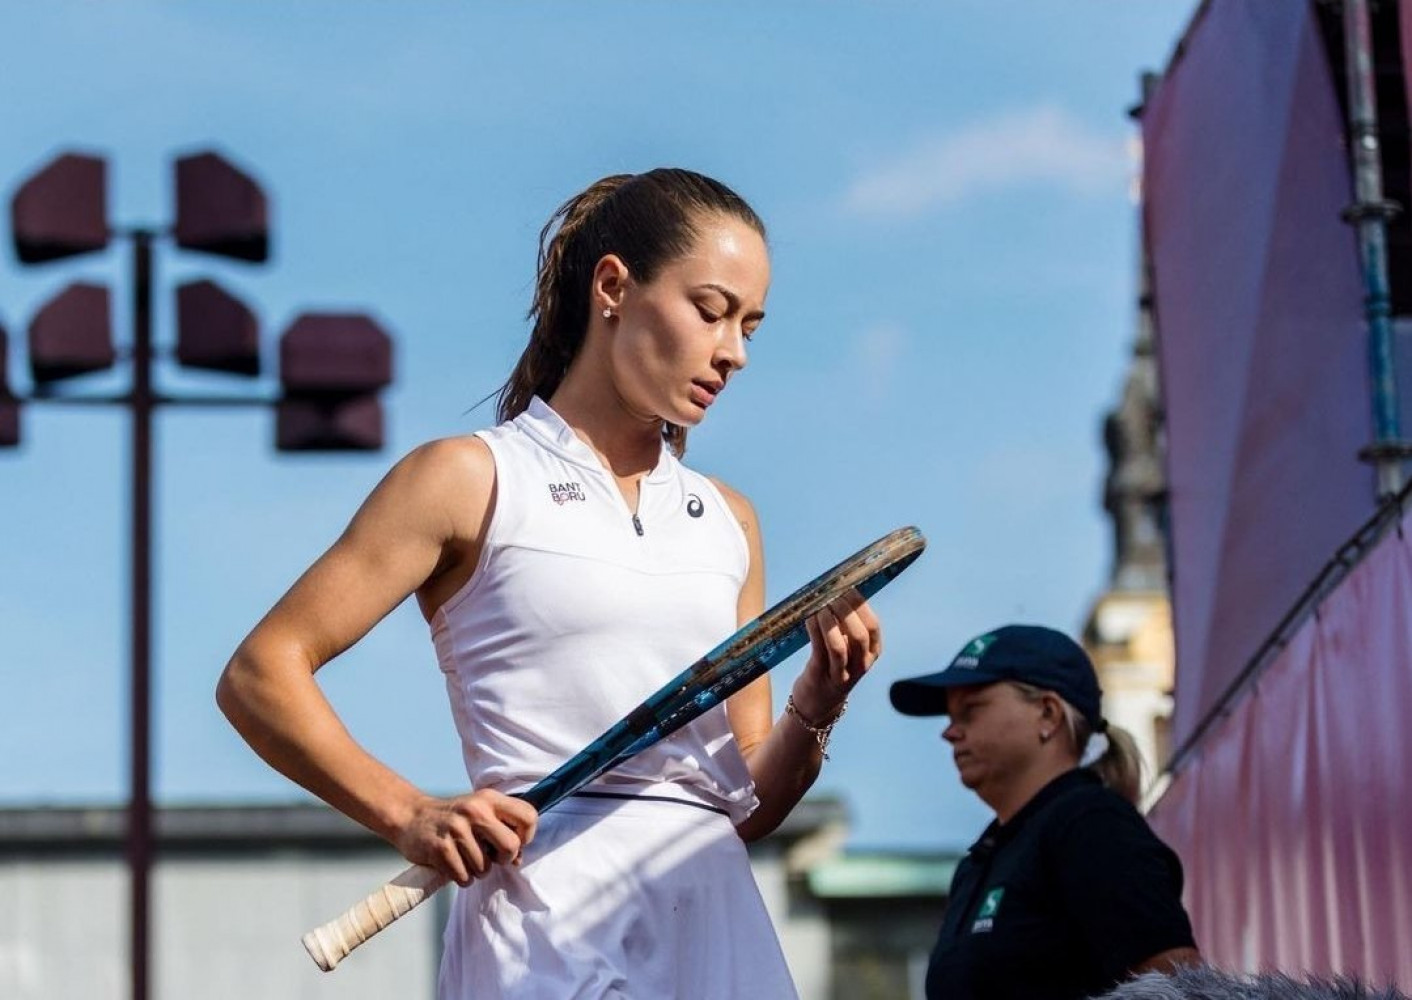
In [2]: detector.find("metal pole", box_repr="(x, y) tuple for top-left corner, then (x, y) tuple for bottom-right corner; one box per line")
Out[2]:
(1343, 0), (1407, 497)
(129, 229), (154, 1000)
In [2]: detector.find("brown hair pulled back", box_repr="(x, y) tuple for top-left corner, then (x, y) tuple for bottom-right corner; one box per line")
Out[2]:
(496, 168), (766, 457)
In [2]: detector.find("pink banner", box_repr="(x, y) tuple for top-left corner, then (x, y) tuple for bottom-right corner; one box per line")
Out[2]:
(1142, 0), (1376, 749)
(1150, 514), (1412, 984)
(1403, 2), (1412, 126)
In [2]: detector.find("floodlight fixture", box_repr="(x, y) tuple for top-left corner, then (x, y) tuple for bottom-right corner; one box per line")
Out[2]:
(3, 147), (393, 1000)
(174, 151), (269, 263)
(28, 282), (115, 383)
(276, 393), (383, 452)
(11, 152), (109, 263)
(0, 396), (17, 448)
(0, 324), (18, 447)
(176, 279), (260, 376)
(279, 313), (393, 393)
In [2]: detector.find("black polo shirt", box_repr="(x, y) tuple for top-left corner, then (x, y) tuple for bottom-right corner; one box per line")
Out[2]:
(926, 769), (1195, 1000)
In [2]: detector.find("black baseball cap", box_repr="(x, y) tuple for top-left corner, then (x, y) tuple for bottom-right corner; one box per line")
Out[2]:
(889, 624), (1104, 728)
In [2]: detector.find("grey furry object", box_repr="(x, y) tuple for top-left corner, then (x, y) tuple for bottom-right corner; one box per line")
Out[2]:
(1095, 966), (1410, 1000)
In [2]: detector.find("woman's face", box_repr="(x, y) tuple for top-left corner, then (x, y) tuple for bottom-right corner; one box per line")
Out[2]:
(942, 682), (1046, 800)
(609, 213), (770, 428)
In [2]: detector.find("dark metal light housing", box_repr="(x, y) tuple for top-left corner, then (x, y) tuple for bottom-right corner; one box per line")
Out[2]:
(174, 151), (269, 263)
(276, 394), (383, 451)
(0, 324), (19, 447)
(0, 394), (18, 448)
(279, 313), (393, 393)
(28, 283), (115, 383)
(176, 279), (260, 376)
(11, 153), (109, 264)
(276, 312), (391, 451)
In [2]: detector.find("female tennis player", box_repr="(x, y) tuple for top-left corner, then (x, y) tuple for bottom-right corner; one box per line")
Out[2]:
(217, 168), (881, 998)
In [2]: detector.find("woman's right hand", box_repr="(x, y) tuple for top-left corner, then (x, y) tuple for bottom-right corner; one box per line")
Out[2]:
(394, 790), (540, 886)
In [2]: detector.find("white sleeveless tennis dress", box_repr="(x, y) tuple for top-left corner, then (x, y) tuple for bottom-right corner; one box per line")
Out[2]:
(430, 397), (798, 999)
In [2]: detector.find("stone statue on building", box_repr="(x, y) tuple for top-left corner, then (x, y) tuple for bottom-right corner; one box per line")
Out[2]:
(1102, 274), (1168, 594)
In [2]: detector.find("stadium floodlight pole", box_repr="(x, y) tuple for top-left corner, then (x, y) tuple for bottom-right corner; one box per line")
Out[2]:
(5, 150), (393, 1000)
(1341, 0), (1410, 498)
(132, 225), (156, 1000)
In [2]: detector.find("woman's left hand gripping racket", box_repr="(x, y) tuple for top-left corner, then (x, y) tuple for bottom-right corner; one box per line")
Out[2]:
(302, 525), (926, 971)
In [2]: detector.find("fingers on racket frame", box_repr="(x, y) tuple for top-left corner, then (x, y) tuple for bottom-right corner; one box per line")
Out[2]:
(523, 526), (925, 812)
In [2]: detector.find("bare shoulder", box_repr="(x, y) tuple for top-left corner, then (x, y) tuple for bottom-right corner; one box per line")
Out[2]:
(352, 434), (496, 548)
(350, 435), (499, 617)
(397, 434), (494, 485)
(390, 434), (493, 501)
(707, 476), (759, 539)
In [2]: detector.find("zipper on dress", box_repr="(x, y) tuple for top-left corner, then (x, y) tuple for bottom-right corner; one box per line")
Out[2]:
(631, 513), (645, 536)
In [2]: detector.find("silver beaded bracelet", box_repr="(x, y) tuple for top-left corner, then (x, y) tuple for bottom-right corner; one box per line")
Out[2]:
(785, 694), (848, 760)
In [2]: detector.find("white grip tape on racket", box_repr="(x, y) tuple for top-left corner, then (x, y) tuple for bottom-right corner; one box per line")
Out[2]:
(302, 864), (446, 971)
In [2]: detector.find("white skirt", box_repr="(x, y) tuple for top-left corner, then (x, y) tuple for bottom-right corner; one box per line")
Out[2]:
(437, 794), (798, 999)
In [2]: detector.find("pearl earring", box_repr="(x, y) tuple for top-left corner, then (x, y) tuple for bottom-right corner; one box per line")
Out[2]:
(602, 309), (613, 319)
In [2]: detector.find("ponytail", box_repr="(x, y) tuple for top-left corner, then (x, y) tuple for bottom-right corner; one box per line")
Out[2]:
(1080, 719), (1145, 806)
(1012, 681), (1146, 805)
(496, 174), (633, 432)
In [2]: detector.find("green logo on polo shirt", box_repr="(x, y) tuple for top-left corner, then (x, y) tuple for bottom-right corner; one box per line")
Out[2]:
(971, 887), (1004, 933)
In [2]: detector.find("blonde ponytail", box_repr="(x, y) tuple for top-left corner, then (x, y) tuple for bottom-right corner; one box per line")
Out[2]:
(1086, 721), (1144, 806)
(1012, 681), (1145, 805)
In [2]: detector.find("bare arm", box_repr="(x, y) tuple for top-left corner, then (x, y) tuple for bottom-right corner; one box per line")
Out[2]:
(715, 484), (882, 842)
(215, 437), (536, 884)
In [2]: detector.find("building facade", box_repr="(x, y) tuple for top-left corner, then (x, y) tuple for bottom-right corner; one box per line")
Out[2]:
(0, 799), (957, 1000)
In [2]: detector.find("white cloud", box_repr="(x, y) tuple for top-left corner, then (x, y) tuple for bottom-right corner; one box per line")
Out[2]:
(844, 105), (1133, 218)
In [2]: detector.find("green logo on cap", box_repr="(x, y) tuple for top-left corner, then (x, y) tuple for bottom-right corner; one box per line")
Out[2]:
(951, 632), (998, 669)
(965, 634), (997, 658)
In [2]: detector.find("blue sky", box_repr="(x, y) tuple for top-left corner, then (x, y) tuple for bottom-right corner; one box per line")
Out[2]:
(0, 1), (1195, 851)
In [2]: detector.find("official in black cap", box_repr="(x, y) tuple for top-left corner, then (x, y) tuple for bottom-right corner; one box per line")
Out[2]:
(891, 624), (1200, 1000)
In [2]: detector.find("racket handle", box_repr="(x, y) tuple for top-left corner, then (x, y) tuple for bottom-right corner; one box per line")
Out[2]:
(302, 863), (447, 971)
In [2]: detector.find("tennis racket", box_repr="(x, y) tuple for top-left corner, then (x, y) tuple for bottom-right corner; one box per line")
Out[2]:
(302, 525), (926, 971)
